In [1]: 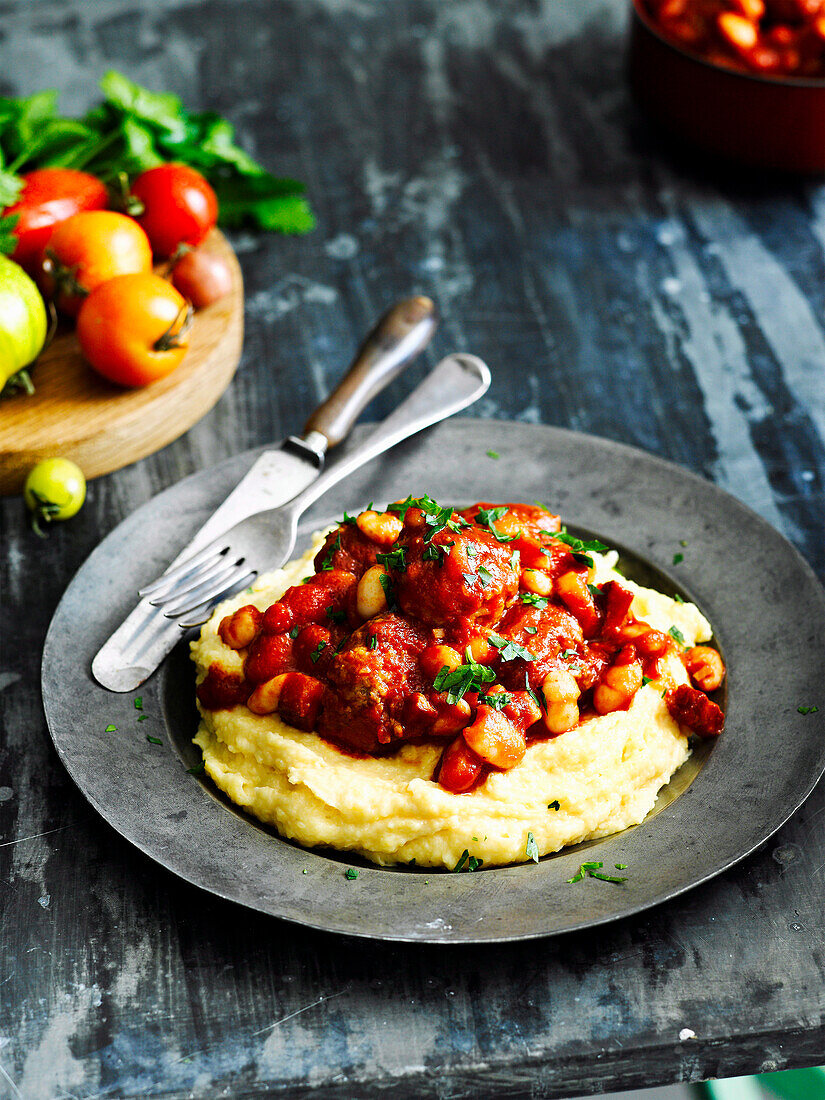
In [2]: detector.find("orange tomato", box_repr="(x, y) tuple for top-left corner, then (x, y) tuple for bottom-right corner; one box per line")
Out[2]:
(40, 210), (152, 316)
(77, 273), (192, 387)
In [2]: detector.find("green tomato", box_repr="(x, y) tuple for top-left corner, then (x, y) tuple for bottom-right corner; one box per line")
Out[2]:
(0, 254), (49, 395)
(24, 458), (86, 536)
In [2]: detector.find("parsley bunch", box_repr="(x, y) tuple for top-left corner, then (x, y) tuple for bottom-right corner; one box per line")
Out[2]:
(0, 71), (313, 254)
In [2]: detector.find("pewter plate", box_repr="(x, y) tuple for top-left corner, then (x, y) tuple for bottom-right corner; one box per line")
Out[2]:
(41, 421), (825, 943)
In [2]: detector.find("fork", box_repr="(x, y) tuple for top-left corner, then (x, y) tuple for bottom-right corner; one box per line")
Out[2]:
(140, 353), (491, 626)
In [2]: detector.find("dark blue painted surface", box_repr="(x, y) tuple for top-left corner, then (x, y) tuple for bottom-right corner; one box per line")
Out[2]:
(0, 1), (823, 1097)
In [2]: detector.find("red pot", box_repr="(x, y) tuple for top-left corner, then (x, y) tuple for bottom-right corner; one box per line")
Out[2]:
(629, 0), (825, 173)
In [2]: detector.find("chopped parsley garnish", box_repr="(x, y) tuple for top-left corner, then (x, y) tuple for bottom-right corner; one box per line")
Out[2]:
(104, 724), (117, 733)
(475, 505), (516, 543)
(326, 608), (347, 623)
(433, 652), (496, 703)
(486, 450), (500, 459)
(615, 863), (627, 869)
(424, 540), (454, 564)
(376, 545), (406, 572)
(548, 800), (560, 811)
(668, 625), (686, 647)
(289, 626), (301, 639)
(187, 761), (206, 775)
(320, 532), (341, 570)
(567, 860), (626, 884)
(146, 735), (162, 745)
(466, 545), (478, 558)
(573, 552), (594, 568)
(379, 571), (396, 609)
(134, 697), (143, 710)
(526, 685), (545, 712)
(477, 691), (512, 710)
(560, 648), (577, 659)
(509, 550), (520, 570)
(453, 849), (483, 872)
(341, 511), (358, 525)
(334, 637), (348, 653)
(673, 593), (685, 604)
(673, 552), (684, 565)
(798, 705), (819, 715)
(641, 676), (652, 686)
(520, 592), (548, 609)
(477, 565), (493, 587)
(587, 584), (603, 598)
(553, 527), (609, 556)
(367, 633), (377, 650)
(462, 572), (476, 586)
(137, 714), (149, 722)
(525, 625), (538, 635)
(345, 868), (359, 880)
(389, 495), (469, 544)
(526, 831), (539, 863)
(489, 634), (536, 662)
(310, 641), (327, 664)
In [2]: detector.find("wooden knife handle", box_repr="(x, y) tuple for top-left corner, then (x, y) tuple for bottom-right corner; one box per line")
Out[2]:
(302, 296), (438, 447)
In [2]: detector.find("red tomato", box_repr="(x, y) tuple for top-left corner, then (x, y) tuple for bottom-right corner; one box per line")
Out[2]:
(131, 164), (218, 258)
(171, 247), (233, 308)
(3, 169), (109, 273)
(40, 211), (153, 316)
(77, 273), (191, 387)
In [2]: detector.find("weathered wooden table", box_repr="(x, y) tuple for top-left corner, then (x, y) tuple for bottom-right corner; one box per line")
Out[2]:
(2, 1), (823, 1097)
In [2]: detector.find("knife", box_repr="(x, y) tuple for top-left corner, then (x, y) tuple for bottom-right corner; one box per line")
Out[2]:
(92, 296), (438, 692)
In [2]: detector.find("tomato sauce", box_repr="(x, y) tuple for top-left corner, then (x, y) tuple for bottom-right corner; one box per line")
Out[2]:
(198, 497), (725, 792)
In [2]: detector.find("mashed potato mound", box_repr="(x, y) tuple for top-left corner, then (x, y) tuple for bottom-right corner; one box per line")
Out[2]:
(192, 535), (712, 869)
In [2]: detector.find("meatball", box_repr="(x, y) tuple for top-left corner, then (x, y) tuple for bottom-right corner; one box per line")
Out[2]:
(394, 523), (519, 627)
(319, 613), (430, 752)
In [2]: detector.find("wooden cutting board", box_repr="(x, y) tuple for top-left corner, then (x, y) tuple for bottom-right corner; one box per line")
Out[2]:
(0, 229), (243, 495)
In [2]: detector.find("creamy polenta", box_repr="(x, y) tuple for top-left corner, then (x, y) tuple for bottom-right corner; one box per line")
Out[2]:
(192, 532), (712, 869)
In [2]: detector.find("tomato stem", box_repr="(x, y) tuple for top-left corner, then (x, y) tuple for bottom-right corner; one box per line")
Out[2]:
(154, 302), (194, 351)
(1, 368), (35, 397)
(43, 249), (88, 303)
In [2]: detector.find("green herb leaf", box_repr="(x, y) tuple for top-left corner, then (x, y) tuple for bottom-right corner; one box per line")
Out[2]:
(187, 761), (206, 775)
(798, 705), (819, 715)
(320, 532), (341, 570)
(475, 505), (516, 543)
(376, 545), (406, 572)
(137, 714), (149, 722)
(367, 633), (377, 651)
(548, 800), (560, 811)
(668, 625), (686, 647)
(673, 552), (684, 565)
(477, 564), (493, 587)
(378, 571), (396, 609)
(488, 634), (536, 663)
(520, 593), (548, 609)
(642, 676), (652, 686)
(477, 691), (512, 710)
(615, 863), (627, 869)
(553, 527), (609, 556)
(467, 855), (483, 871)
(587, 584), (603, 598)
(526, 831), (539, 863)
(345, 867), (359, 880)
(326, 608), (347, 623)
(673, 593), (685, 604)
(104, 724), (117, 733)
(0, 212), (20, 255)
(453, 849), (469, 872)
(146, 735), (162, 745)
(289, 626), (301, 639)
(310, 641), (327, 664)
(525, 625), (538, 635)
(134, 696), (143, 710)
(433, 654), (496, 704)
(486, 450), (500, 459)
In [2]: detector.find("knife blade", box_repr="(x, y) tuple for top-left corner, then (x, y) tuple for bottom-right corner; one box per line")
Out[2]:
(92, 296), (438, 692)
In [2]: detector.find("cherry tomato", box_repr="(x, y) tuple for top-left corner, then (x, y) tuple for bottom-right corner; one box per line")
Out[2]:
(3, 169), (109, 273)
(24, 457), (86, 537)
(41, 211), (153, 317)
(171, 246), (233, 308)
(77, 272), (192, 387)
(131, 164), (218, 258)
